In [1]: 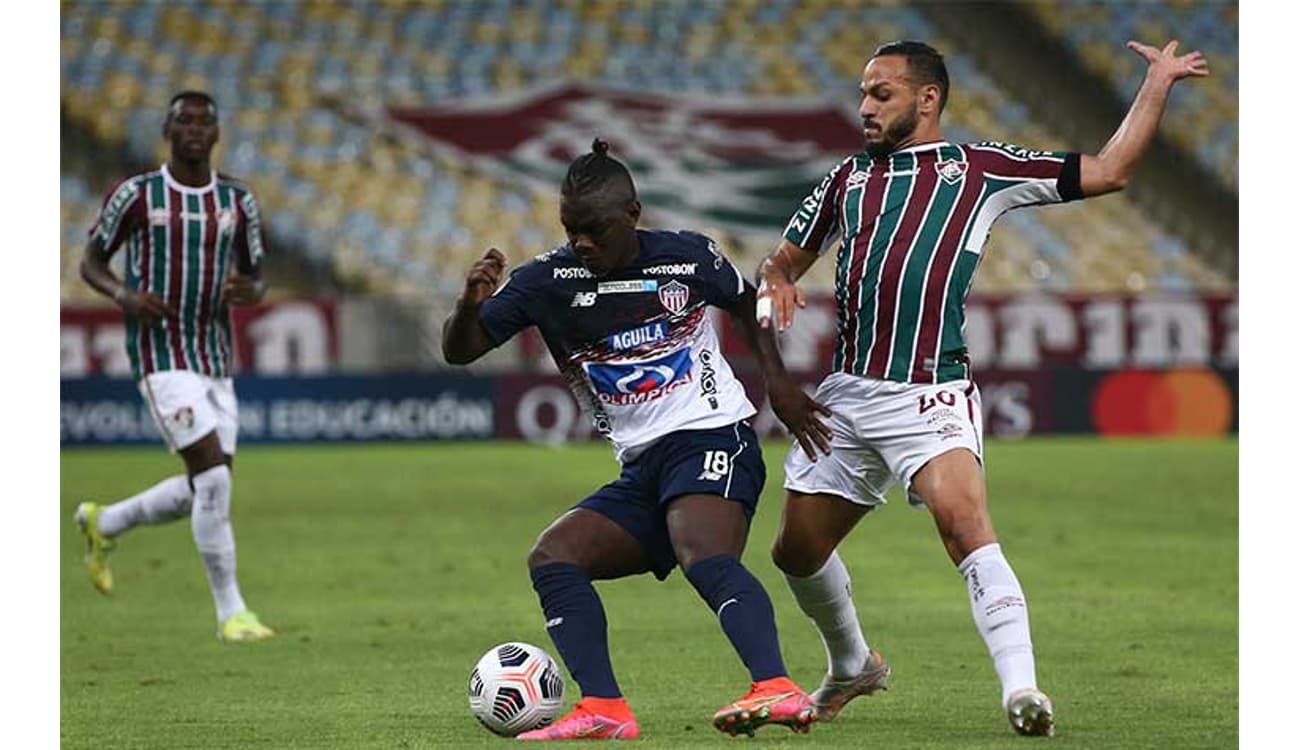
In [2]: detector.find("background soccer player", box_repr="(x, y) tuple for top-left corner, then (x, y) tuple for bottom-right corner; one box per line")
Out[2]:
(76, 91), (275, 643)
(755, 39), (1208, 736)
(443, 140), (826, 740)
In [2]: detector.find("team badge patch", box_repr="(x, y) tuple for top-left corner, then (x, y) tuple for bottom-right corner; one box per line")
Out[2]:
(935, 160), (967, 185)
(658, 280), (690, 314)
(170, 406), (195, 430)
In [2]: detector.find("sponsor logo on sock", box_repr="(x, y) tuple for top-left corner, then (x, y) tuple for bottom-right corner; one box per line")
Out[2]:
(545, 616), (564, 628)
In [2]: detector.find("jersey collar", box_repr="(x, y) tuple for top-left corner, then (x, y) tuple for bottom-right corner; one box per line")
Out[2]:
(161, 163), (217, 194)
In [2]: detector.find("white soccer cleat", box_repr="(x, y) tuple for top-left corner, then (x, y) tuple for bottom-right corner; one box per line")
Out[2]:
(1006, 688), (1055, 737)
(811, 649), (891, 721)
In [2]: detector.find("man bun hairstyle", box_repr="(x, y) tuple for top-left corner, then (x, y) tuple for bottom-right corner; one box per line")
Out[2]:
(562, 138), (637, 203)
(872, 40), (949, 113)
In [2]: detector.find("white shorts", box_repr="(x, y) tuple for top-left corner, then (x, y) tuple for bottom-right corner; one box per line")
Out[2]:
(783, 372), (983, 507)
(138, 370), (239, 454)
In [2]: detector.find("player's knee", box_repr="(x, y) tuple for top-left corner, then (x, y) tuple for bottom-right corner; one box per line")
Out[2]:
(931, 499), (995, 561)
(771, 532), (828, 578)
(526, 530), (579, 571)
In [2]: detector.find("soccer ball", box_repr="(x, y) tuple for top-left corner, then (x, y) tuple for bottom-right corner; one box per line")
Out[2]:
(468, 641), (566, 736)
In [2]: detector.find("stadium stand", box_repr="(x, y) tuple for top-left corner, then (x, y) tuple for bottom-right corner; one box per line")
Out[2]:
(60, 0), (1235, 303)
(1027, 0), (1238, 191)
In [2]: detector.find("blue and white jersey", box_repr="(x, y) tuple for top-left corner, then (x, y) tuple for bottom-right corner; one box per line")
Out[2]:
(480, 229), (757, 463)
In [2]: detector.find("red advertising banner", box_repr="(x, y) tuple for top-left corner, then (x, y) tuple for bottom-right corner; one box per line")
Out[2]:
(714, 292), (1238, 374)
(60, 299), (338, 377)
(493, 366), (1236, 445)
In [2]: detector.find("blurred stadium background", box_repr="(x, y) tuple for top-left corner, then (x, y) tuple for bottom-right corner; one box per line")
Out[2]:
(60, 0), (1237, 447)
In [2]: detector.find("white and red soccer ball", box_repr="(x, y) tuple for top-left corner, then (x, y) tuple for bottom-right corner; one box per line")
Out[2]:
(468, 642), (566, 736)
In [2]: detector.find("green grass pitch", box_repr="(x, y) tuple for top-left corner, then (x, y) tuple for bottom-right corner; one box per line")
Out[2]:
(60, 438), (1237, 748)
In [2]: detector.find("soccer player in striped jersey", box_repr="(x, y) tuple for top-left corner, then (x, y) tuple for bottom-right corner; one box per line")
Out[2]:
(74, 91), (274, 643)
(444, 140), (823, 739)
(755, 40), (1208, 736)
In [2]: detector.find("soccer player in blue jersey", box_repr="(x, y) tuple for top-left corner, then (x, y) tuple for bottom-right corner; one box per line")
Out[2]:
(442, 139), (825, 740)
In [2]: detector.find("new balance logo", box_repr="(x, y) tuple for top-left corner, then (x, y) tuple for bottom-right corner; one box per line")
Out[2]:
(571, 292), (597, 307)
(546, 617), (564, 628)
(697, 471), (724, 481)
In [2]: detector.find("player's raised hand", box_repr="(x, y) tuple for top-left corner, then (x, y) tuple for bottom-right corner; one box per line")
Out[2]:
(1127, 40), (1209, 83)
(118, 290), (176, 325)
(463, 248), (507, 306)
(223, 274), (266, 305)
(767, 375), (833, 461)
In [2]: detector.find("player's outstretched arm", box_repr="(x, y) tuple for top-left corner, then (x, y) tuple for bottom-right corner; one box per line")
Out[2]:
(442, 247), (507, 365)
(79, 237), (176, 325)
(1080, 39), (1209, 197)
(755, 239), (819, 332)
(730, 282), (833, 460)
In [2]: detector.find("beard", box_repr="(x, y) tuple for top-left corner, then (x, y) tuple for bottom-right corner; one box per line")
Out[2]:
(864, 101), (919, 159)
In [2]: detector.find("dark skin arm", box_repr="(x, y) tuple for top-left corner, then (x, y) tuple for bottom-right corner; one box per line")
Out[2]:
(727, 282), (832, 460)
(80, 237), (176, 324)
(442, 248), (507, 365)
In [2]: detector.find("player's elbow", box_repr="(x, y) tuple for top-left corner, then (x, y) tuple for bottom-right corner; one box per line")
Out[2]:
(442, 336), (492, 366)
(442, 343), (475, 366)
(78, 257), (100, 285)
(1105, 171), (1130, 192)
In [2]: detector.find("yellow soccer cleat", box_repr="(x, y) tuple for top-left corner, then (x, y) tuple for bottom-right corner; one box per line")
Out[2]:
(74, 502), (115, 595)
(219, 610), (276, 643)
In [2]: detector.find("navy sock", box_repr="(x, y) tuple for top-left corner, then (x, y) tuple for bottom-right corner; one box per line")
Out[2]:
(684, 554), (788, 682)
(530, 562), (622, 698)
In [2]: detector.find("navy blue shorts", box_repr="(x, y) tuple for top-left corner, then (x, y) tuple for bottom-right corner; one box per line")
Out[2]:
(577, 421), (765, 580)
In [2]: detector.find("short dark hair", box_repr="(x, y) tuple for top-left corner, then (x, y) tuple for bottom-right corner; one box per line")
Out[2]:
(872, 40), (949, 113)
(167, 90), (218, 118)
(562, 138), (636, 204)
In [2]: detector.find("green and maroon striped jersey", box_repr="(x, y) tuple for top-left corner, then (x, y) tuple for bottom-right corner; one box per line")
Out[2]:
(90, 164), (267, 380)
(784, 141), (1082, 383)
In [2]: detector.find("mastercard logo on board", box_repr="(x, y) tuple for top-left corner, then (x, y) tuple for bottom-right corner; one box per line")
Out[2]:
(1091, 369), (1233, 436)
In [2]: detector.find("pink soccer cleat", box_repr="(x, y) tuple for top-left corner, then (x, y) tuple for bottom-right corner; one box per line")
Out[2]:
(712, 676), (816, 737)
(516, 698), (640, 740)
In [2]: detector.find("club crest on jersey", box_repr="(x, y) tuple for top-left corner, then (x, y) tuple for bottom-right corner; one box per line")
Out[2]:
(585, 349), (693, 405)
(658, 280), (690, 314)
(935, 160), (967, 185)
(169, 406), (195, 430)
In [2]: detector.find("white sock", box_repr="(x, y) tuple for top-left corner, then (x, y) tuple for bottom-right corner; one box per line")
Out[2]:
(959, 543), (1037, 707)
(190, 465), (247, 624)
(785, 551), (871, 680)
(97, 475), (193, 537)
